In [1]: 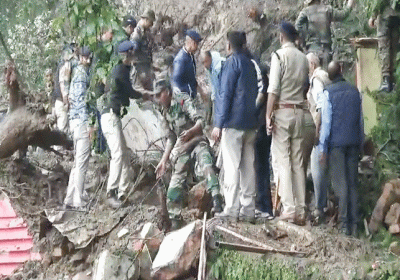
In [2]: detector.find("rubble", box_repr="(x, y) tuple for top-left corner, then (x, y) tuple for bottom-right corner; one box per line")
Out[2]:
(152, 220), (202, 280)
(92, 249), (139, 280)
(188, 180), (212, 217)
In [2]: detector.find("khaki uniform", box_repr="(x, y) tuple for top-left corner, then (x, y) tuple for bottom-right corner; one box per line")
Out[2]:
(160, 90), (220, 219)
(295, 3), (351, 68)
(267, 42), (309, 216)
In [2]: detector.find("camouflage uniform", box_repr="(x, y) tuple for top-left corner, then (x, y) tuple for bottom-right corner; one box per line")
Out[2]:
(376, 4), (400, 88)
(295, 2), (351, 68)
(160, 90), (220, 219)
(130, 25), (154, 90)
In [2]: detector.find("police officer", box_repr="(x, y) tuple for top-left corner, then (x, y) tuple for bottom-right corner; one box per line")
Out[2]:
(369, 1), (400, 92)
(295, 0), (355, 69)
(152, 78), (223, 229)
(266, 22), (309, 225)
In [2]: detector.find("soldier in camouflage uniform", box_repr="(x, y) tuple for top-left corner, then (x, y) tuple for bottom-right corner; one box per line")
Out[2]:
(295, 0), (355, 69)
(369, 0), (400, 92)
(130, 9), (156, 90)
(152, 78), (223, 228)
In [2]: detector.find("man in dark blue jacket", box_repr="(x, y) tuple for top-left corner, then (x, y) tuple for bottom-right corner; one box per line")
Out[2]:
(172, 30), (202, 99)
(212, 31), (259, 223)
(319, 61), (363, 236)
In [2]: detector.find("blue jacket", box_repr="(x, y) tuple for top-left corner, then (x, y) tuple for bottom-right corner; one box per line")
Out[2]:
(214, 51), (258, 130)
(319, 76), (363, 154)
(172, 48), (197, 98)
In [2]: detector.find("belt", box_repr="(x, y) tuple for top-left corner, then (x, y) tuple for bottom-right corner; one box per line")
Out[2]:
(274, 103), (307, 110)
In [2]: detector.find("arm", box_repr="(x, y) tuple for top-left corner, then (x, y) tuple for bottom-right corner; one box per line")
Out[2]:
(156, 137), (174, 179)
(180, 94), (204, 142)
(332, 3), (352, 22)
(118, 66), (142, 99)
(214, 58), (239, 129)
(265, 52), (282, 134)
(266, 93), (277, 135)
(318, 89), (332, 156)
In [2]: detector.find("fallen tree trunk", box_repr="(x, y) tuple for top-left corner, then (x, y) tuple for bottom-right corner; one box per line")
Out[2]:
(0, 108), (72, 158)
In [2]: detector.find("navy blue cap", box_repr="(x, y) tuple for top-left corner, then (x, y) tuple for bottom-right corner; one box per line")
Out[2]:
(279, 21), (298, 41)
(186, 30), (202, 43)
(79, 46), (92, 57)
(123, 15), (137, 27)
(118, 40), (138, 53)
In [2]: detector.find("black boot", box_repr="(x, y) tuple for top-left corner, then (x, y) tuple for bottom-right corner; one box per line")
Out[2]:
(106, 189), (122, 209)
(379, 75), (393, 92)
(211, 194), (223, 215)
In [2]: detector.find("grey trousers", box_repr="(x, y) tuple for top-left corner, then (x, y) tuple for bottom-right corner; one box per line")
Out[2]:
(329, 145), (359, 229)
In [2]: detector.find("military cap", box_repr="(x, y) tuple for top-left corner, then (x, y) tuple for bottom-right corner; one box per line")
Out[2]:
(279, 21), (298, 41)
(186, 30), (202, 43)
(123, 15), (137, 27)
(152, 77), (171, 95)
(118, 40), (138, 53)
(79, 46), (92, 57)
(141, 9), (156, 22)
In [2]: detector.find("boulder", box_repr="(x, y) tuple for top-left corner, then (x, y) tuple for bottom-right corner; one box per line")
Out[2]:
(188, 180), (212, 215)
(389, 241), (400, 256)
(152, 221), (202, 280)
(140, 222), (163, 258)
(369, 179), (400, 233)
(384, 203), (400, 226)
(92, 249), (139, 280)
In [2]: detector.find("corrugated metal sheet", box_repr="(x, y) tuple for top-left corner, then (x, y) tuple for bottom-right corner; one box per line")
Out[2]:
(0, 199), (41, 276)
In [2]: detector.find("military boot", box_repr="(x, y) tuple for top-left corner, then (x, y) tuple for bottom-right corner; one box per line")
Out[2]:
(379, 75), (393, 92)
(211, 194), (223, 215)
(106, 189), (122, 209)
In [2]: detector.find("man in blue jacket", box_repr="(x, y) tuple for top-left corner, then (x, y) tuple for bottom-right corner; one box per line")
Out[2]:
(212, 31), (259, 223)
(172, 30), (202, 99)
(319, 61), (363, 236)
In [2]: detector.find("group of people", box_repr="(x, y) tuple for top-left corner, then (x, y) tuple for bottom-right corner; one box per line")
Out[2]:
(52, 0), (371, 236)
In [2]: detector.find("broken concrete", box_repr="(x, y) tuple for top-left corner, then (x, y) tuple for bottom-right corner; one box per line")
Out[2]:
(92, 249), (139, 280)
(140, 222), (163, 258)
(152, 220), (202, 280)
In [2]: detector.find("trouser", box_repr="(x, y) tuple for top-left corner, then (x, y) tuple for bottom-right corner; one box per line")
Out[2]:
(329, 145), (359, 230)
(310, 146), (329, 213)
(254, 125), (273, 215)
(377, 15), (400, 78)
(272, 108), (306, 216)
(167, 140), (220, 219)
(94, 110), (107, 154)
(101, 111), (132, 198)
(303, 111), (316, 176)
(221, 128), (257, 217)
(64, 119), (90, 207)
(54, 99), (68, 133)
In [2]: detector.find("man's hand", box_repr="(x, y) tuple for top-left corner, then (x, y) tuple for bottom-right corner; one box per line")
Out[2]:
(319, 152), (327, 165)
(266, 116), (274, 136)
(211, 127), (222, 142)
(179, 129), (194, 143)
(89, 126), (96, 142)
(156, 159), (168, 179)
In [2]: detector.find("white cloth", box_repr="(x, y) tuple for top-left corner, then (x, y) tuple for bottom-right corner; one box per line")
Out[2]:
(64, 119), (90, 207)
(101, 111), (132, 197)
(54, 99), (69, 133)
(220, 128), (257, 217)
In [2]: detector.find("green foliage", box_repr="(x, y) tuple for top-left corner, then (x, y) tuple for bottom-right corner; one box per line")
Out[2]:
(362, 0), (391, 16)
(209, 250), (300, 280)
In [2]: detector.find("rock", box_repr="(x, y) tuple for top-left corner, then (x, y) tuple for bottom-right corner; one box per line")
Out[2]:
(117, 228), (130, 238)
(138, 245), (153, 280)
(369, 179), (400, 233)
(152, 220), (202, 280)
(389, 241), (400, 256)
(385, 203), (400, 226)
(72, 271), (91, 280)
(52, 247), (64, 259)
(389, 224), (400, 234)
(92, 249), (139, 280)
(188, 180), (212, 214)
(140, 222), (163, 258)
